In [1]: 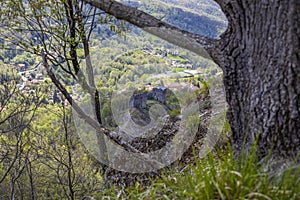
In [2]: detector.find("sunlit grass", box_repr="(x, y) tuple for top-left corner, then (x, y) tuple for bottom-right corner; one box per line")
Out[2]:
(102, 144), (300, 199)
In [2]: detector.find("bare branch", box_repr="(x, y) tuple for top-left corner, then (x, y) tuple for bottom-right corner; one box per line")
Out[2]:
(41, 50), (164, 169)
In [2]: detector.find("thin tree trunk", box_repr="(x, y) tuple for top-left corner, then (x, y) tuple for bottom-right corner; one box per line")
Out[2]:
(76, 5), (109, 168)
(62, 107), (75, 200)
(26, 159), (35, 200)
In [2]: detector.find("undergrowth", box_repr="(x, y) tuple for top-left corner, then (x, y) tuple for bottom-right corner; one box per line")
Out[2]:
(101, 144), (300, 200)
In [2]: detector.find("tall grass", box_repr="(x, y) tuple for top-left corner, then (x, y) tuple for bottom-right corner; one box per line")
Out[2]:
(101, 144), (300, 199)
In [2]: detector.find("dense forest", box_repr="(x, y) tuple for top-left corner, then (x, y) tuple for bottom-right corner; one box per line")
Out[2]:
(0, 0), (299, 199)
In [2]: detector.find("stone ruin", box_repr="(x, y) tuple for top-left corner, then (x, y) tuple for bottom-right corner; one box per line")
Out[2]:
(105, 86), (213, 188)
(150, 86), (167, 104)
(129, 86), (167, 109)
(129, 92), (148, 109)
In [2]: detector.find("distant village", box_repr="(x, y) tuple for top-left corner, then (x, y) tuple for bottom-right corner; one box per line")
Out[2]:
(15, 63), (69, 105)
(142, 46), (195, 69)
(11, 45), (221, 109)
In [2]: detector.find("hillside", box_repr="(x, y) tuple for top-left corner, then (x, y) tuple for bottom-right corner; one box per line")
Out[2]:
(121, 0), (228, 38)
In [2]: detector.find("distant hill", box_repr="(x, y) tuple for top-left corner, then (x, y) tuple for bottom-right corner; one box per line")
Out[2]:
(121, 0), (228, 38)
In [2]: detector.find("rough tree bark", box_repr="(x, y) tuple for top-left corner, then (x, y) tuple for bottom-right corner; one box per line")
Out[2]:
(84, 0), (300, 163)
(216, 1), (300, 162)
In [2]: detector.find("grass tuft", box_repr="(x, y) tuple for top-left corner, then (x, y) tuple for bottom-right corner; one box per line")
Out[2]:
(101, 144), (300, 199)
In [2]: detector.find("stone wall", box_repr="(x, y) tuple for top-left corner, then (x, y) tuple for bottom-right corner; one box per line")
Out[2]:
(129, 86), (167, 109)
(129, 92), (148, 109)
(151, 86), (167, 104)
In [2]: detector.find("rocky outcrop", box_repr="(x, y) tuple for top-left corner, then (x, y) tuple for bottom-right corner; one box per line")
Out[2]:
(104, 95), (213, 188)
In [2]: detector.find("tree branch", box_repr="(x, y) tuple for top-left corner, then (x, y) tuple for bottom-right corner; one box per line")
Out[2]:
(41, 50), (164, 170)
(83, 0), (218, 59)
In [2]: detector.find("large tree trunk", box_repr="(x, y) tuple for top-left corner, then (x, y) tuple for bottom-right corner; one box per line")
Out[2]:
(215, 1), (300, 161)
